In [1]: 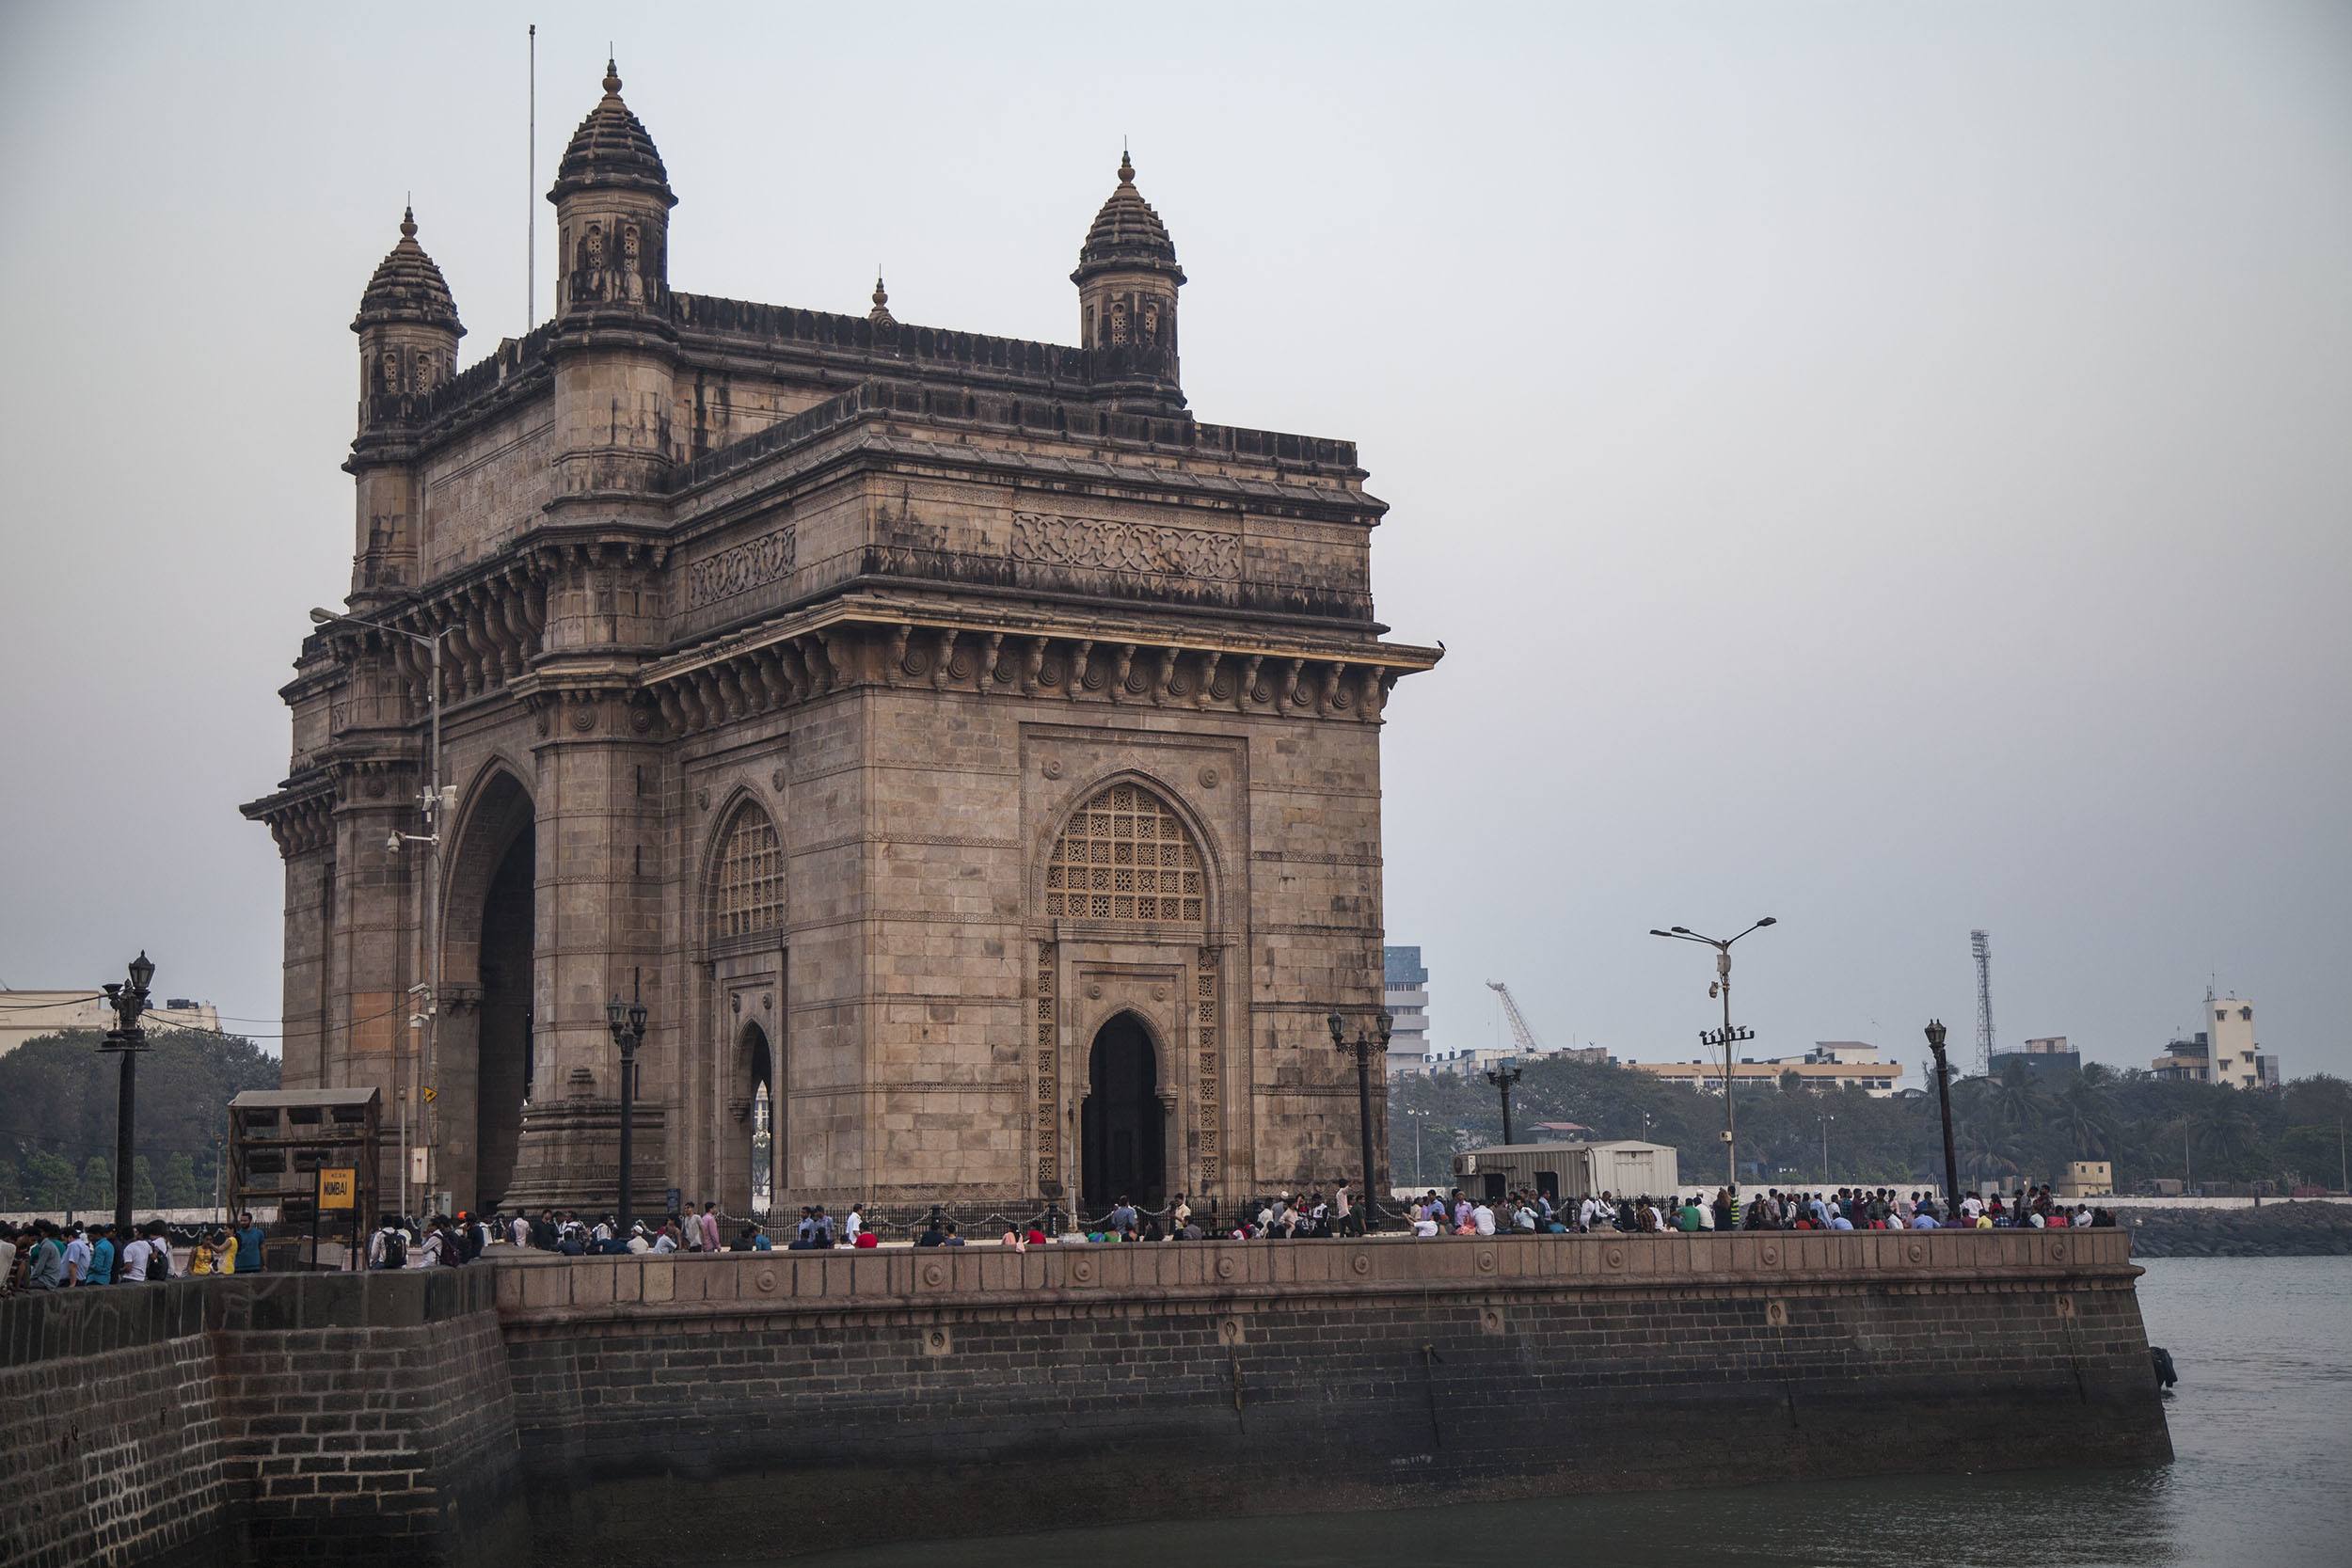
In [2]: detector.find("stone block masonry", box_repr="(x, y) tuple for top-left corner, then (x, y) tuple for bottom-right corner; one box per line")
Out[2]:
(0, 1270), (519, 1568)
(2, 1232), (2169, 1564)
(501, 1229), (2171, 1557)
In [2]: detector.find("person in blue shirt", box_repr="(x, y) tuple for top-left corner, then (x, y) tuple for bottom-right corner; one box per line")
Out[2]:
(234, 1212), (266, 1274)
(87, 1225), (117, 1285)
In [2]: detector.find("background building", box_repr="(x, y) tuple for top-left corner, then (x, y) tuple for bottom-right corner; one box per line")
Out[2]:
(2206, 997), (2264, 1089)
(1991, 1036), (2081, 1080)
(1383, 945), (1430, 1076)
(2149, 994), (2274, 1088)
(1632, 1041), (1902, 1097)
(0, 991), (223, 1058)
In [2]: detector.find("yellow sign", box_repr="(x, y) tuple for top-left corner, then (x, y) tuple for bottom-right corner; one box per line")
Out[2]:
(317, 1167), (358, 1211)
(421, 1085), (437, 1104)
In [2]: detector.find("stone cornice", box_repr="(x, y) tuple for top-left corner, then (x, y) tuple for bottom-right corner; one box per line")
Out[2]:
(635, 592), (1438, 739)
(239, 774), (337, 859)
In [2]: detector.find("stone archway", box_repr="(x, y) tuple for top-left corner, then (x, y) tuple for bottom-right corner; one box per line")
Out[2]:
(1082, 1012), (1165, 1217)
(437, 767), (535, 1213)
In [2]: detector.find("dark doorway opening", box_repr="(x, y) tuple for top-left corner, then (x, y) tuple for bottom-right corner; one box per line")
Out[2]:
(745, 1022), (774, 1218)
(476, 830), (534, 1211)
(1081, 1013), (1164, 1218)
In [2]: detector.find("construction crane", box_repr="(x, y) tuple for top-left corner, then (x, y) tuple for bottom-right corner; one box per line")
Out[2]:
(1971, 929), (1995, 1079)
(1486, 981), (1544, 1053)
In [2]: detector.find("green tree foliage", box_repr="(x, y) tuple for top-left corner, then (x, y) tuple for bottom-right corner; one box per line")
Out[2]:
(0, 1028), (278, 1212)
(160, 1152), (202, 1209)
(78, 1155), (114, 1210)
(1388, 1053), (2352, 1196)
(24, 1151), (78, 1210)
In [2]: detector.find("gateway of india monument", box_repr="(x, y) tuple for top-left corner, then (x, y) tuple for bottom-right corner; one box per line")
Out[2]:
(244, 60), (1440, 1224)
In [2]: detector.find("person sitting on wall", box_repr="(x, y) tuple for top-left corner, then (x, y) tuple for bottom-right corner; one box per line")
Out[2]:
(940, 1222), (964, 1246)
(916, 1216), (947, 1247)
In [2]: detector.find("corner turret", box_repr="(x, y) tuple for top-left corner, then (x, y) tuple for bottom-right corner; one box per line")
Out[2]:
(353, 205), (464, 425)
(548, 57), (676, 318)
(348, 204), (463, 595)
(1073, 151), (1185, 412)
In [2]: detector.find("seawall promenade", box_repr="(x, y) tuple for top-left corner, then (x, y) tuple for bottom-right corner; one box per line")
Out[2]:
(3, 1229), (2170, 1565)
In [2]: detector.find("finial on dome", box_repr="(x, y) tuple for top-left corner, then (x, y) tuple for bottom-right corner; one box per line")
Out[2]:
(603, 54), (621, 97)
(868, 268), (895, 325)
(1118, 149), (1135, 186)
(400, 202), (417, 241)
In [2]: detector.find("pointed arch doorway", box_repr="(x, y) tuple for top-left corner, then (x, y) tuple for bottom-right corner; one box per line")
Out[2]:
(1081, 1012), (1166, 1216)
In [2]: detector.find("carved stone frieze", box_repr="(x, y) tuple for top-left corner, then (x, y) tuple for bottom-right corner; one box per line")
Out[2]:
(686, 525), (796, 610)
(1012, 512), (1239, 582)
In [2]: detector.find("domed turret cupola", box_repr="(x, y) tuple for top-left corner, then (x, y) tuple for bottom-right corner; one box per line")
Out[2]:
(548, 58), (677, 320)
(352, 205), (464, 430)
(1073, 151), (1186, 411)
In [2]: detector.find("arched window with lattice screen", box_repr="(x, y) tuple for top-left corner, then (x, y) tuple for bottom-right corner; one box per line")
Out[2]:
(711, 804), (783, 941)
(1043, 782), (1205, 924)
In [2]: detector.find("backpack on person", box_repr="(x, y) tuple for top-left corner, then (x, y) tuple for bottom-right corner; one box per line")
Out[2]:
(146, 1238), (171, 1281)
(381, 1229), (407, 1269)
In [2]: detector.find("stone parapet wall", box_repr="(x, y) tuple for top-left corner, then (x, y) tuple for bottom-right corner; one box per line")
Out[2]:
(499, 1230), (2169, 1556)
(2, 1236), (2169, 1564)
(0, 1272), (519, 1568)
(2, 1287), (228, 1568)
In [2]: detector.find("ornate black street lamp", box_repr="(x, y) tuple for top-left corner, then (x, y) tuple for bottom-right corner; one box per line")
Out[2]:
(1650, 918), (1777, 1192)
(1327, 1009), (1392, 1233)
(1485, 1062), (1524, 1146)
(1925, 1019), (1961, 1213)
(99, 951), (157, 1234)
(606, 982), (648, 1238)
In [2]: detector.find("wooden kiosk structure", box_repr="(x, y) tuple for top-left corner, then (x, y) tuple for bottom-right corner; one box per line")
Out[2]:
(228, 1087), (381, 1267)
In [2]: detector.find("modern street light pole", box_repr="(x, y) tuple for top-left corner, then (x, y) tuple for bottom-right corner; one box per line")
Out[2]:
(1924, 1020), (1962, 1209)
(312, 608), (449, 1218)
(1327, 1010), (1392, 1233)
(1404, 1107), (1430, 1187)
(1485, 1062), (1524, 1146)
(1649, 918), (1777, 1192)
(99, 951), (156, 1234)
(1819, 1112), (1836, 1185)
(606, 977), (649, 1237)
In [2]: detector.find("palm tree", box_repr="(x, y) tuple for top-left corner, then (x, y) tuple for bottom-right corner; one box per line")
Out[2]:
(1988, 1057), (2049, 1132)
(2054, 1075), (2114, 1160)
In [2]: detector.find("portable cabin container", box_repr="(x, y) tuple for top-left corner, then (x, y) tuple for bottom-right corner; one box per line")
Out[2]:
(1450, 1140), (1682, 1204)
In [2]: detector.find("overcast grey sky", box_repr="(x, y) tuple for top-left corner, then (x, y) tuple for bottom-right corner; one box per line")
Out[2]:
(2, 3), (2345, 1083)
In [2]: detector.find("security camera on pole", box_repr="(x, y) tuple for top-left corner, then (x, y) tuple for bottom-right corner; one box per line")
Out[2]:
(1648, 918), (1777, 1193)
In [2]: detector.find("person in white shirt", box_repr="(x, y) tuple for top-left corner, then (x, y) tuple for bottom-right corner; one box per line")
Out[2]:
(652, 1223), (680, 1254)
(1577, 1196), (1598, 1232)
(1886, 1211), (1907, 1229)
(1512, 1202), (1537, 1232)
(1962, 1194), (1983, 1222)
(119, 1232), (152, 1282)
(626, 1223), (652, 1254)
(417, 1226), (448, 1267)
(63, 1229), (92, 1286)
(1413, 1213), (1439, 1239)
(1471, 1202), (1497, 1236)
(509, 1214), (531, 1249)
(844, 1205), (864, 1245)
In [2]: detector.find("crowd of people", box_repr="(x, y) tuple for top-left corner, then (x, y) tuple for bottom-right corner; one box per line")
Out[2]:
(3, 1212), (269, 1293)
(1387, 1182), (2124, 1237)
(6, 1180), (2118, 1287)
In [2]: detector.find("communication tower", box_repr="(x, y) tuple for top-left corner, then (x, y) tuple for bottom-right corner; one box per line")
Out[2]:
(1970, 928), (1995, 1078)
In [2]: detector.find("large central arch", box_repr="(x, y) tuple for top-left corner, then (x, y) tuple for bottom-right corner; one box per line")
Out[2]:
(438, 764), (536, 1213)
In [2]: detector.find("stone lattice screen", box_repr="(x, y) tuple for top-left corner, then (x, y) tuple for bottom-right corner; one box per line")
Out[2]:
(1043, 783), (1204, 924)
